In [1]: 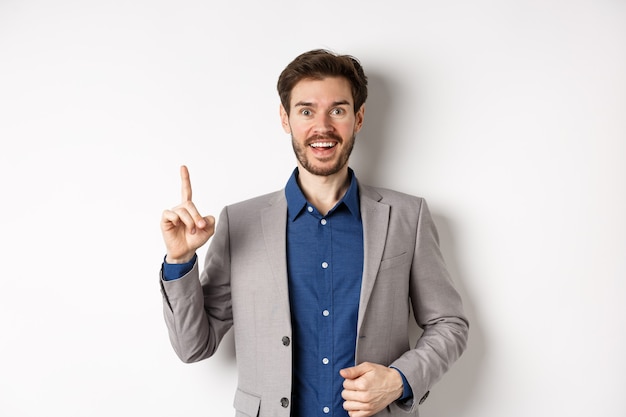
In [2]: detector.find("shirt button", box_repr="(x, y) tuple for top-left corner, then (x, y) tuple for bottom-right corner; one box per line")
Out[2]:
(322, 310), (329, 317)
(307, 206), (313, 213)
(321, 218), (327, 225)
(282, 336), (290, 346)
(322, 357), (329, 365)
(281, 397), (289, 408)
(321, 262), (328, 269)
(323, 406), (330, 413)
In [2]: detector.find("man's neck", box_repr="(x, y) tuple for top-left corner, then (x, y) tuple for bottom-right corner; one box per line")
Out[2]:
(296, 165), (351, 216)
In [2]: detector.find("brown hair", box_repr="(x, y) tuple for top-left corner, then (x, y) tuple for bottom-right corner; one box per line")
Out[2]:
(277, 49), (368, 115)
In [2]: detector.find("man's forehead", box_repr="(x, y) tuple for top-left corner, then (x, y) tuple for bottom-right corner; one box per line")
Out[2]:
(290, 77), (353, 107)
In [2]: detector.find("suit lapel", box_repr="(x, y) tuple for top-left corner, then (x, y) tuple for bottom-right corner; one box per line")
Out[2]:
(357, 185), (390, 331)
(261, 192), (291, 315)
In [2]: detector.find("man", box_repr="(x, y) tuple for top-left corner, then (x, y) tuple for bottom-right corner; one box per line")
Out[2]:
(160, 49), (469, 417)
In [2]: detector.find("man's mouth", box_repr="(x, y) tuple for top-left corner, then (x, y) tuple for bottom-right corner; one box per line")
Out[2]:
(307, 133), (342, 149)
(310, 142), (337, 149)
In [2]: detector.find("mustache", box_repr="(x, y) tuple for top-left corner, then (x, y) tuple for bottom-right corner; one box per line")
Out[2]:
(305, 132), (343, 145)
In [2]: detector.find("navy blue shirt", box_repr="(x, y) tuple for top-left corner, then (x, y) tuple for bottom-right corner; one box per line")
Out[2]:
(285, 168), (363, 416)
(162, 168), (411, 415)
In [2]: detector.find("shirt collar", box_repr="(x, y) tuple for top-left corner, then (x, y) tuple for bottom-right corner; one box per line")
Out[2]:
(285, 168), (361, 221)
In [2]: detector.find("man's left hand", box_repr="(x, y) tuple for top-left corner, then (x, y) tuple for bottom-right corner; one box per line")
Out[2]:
(340, 362), (404, 417)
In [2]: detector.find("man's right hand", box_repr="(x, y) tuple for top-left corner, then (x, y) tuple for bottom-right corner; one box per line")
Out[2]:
(161, 165), (215, 264)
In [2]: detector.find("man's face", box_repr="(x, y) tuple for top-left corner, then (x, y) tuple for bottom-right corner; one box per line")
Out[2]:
(280, 77), (364, 177)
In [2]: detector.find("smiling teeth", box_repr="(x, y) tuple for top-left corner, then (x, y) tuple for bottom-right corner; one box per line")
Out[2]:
(310, 142), (336, 148)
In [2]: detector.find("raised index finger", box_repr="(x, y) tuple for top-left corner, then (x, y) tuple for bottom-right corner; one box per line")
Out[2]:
(180, 165), (192, 202)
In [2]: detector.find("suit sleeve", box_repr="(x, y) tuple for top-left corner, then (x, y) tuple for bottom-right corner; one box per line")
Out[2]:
(160, 207), (234, 363)
(389, 199), (469, 412)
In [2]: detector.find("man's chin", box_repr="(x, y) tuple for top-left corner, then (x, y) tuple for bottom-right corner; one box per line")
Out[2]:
(300, 161), (347, 177)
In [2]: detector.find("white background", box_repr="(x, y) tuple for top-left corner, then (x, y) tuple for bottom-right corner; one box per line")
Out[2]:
(1, 1), (624, 416)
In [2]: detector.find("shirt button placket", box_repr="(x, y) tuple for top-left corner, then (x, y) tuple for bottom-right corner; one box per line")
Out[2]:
(319, 209), (332, 415)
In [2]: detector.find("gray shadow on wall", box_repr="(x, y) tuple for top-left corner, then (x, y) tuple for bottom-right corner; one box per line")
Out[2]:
(350, 71), (394, 186)
(354, 72), (485, 415)
(219, 328), (236, 362)
(427, 214), (485, 416)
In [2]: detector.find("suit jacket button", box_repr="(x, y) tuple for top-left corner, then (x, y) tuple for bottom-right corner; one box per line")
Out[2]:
(280, 397), (289, 408)
(282, 336), (290, 346)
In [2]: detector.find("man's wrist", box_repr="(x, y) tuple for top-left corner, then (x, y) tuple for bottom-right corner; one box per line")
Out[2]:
(162, 254), (196, 281)
(165, 252), (196, 264)
(389, 366), (413, 401)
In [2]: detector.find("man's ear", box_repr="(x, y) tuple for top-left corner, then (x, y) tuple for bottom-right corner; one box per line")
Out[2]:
(354, 104), (365, 133)
(279, 104), (291, 134)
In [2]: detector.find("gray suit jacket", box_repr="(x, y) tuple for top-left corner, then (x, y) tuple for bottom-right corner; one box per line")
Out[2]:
(160, 182), (469, 417)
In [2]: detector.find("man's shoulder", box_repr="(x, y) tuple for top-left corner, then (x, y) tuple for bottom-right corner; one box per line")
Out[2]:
(359, 184), (431, 225)
(225, 189), (285, 214)
(359, 183), (425, 206)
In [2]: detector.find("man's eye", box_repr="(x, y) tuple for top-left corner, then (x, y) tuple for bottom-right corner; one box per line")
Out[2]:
(331, 108), (345, 116)
(301, 109), (312, 116)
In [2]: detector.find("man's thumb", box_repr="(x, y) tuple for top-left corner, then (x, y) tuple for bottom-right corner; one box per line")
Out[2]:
(340, 362), (368, 379)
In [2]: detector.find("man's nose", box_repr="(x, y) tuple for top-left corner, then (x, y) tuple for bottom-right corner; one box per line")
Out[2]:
(312, 113), (334, 134)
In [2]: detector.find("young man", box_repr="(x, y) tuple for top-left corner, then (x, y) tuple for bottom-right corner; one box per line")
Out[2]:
(160, 49), (469, 417)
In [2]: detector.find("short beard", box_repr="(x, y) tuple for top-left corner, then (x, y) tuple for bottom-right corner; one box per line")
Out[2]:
(291, 133), (356, 176)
